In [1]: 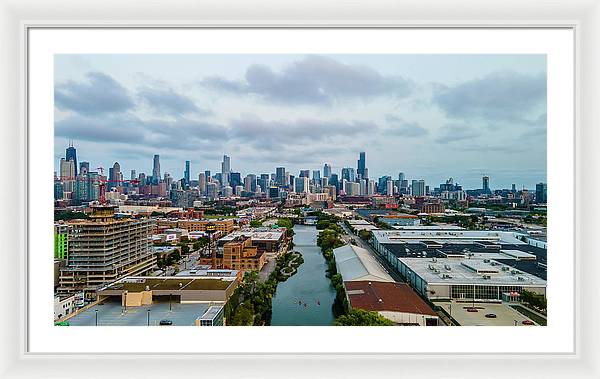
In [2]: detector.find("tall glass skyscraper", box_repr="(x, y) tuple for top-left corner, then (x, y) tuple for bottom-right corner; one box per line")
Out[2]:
(152, 154), (161, 184)
(184, 160), (191, 186)
(66, 143), (78, 176)
(357, 151), (366, 179)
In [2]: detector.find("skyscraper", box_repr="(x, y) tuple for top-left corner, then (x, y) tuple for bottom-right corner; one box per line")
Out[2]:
(299, 169), (310, 178)
(230, 172), (242, 188)
(152, 155), (161, 184)
(59, 158), (75, 193)
(221, 155), (231, 188)
(66, 142), (78, 177)
(79, 161), (90, 175)
(536, 182), (547, 203)
(198, 173), (207, 194)
(482, 175), (490, 193)
(357, 152), (366, 179)
(342, 167), (356, 182)
(398, 172), (405, 182)
(130, 169), (136, 181)
(184, 160), (191, 186)
(312, 170), (321, 183)
(412, 179), (426, 196)
(323, 163), (332, 178)
(275, 167), (286, 187)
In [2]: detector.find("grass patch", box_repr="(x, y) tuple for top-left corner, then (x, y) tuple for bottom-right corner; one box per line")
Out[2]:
(510, 304), (547, 326)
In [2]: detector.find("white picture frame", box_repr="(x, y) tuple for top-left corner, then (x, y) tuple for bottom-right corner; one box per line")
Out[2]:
(1, 0), (598, 378)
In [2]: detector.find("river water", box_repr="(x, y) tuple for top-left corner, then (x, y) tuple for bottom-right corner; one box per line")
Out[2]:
(270, 225), (336, 326)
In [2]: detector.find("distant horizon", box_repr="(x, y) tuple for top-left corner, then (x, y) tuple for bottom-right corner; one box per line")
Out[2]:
(54, 54), (547, 189)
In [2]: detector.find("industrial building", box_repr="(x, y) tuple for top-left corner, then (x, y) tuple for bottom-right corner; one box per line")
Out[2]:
(345, 281), (439, 326)
(371, 229), (547, 280)
(333, 244), (394, 283)
(58, 206), (157, 295)
(397, 257), (546, 301)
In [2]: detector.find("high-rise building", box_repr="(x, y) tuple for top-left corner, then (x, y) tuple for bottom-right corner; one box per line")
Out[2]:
(244, 175), (253, 193)
(206, 182), (219, 200)
(323, 164), (332, 178)
(58, 206), (156, 294)
(79, 162), (90, 175)
(294, 177), (310, 193)
(511, 183), (517, 193)
(412, 179), (426, 196)
(536, 182), (548, 203)
(357, 152), (366, 179)
(344, 181), (360, 196)
(341, 167), (356, 182)
(275, 167), (286, 187)
(259, 174), (270, 192)
(184, 160), (191, 186)
(59, 158), (75, 194)
(152, 154), (161, 184)
(386, 179), (394, 196)
(329, 174), (339, 192)
(130, 169), (136, 181)
(312, 170), (321, 183)
(108, 162), (122, 189)
(299, 169), (310, 179)
(221, 155), (231, 188)
(482, 175), (490, 193)
(198, 173), (207, 195)
(230, 172), (242, 188)
(65, 142), (78, 177)
(399, 172), (405, 182)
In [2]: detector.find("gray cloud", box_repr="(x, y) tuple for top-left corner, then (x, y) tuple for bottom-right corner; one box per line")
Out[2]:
(137, 86), (209, 116)
(435, 124), (480, 144)
(433, 70), (546, 127)
(202, 55), (413, 105)
(55, 113), (225, 151)
(228, 114), (376, 148)
(55, 71), (134, 115)
(384, 115), (429, 137)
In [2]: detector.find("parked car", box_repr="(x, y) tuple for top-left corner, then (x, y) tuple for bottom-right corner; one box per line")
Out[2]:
(522, 320), (535, 325)
(485, 313), (497, 318)
(159, 319), (173, 326)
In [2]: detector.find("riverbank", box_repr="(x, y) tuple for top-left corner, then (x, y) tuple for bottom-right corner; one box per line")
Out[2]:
(225, 249), (303, 326)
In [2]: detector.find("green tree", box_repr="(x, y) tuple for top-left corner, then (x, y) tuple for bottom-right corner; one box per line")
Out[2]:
(180, 244), (190, 255)
(231, 301), (254, 326)
(250, 220), (263, 227)
(334, 309), (394, 326)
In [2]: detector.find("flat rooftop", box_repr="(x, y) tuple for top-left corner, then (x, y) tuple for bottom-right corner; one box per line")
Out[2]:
(436, 301), (540, 326)
(100, 277), (235, 292)
(373, 229), (526, 245)
(66, 299), (216, 326)
(399, 258), (547, 287)
(219, 229), (285, 242)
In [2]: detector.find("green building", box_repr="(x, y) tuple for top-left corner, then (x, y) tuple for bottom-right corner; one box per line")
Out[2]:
(54, 223), (68, 260)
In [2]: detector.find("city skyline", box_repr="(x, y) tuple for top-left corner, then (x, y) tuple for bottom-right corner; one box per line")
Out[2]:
(54, 54), (547, 189)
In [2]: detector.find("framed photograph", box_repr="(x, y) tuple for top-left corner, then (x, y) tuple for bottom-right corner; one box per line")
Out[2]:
(1, 0), (598, 378)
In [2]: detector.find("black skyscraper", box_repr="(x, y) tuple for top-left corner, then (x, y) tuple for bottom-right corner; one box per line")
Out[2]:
(357, 151), (366, 179)
(66, 142), (78, 176)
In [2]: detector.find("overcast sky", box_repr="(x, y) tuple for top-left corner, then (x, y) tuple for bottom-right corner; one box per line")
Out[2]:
(54, 54), (546, 190)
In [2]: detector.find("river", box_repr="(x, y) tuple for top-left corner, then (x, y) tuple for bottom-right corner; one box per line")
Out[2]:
(270, 225), (336, 326)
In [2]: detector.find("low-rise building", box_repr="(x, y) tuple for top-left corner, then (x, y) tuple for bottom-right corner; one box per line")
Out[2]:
(333, 244), (394, 283)
(344, 281), (439, 326)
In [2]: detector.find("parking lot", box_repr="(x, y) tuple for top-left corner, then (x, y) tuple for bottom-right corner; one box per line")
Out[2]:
(436, 301), (537, 326)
